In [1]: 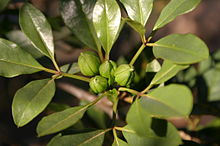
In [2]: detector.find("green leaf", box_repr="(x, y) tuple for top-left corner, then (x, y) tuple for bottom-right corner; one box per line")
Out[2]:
(12, 79), (55, 127)
(203, 69), (220, 102)
(123, 18), (145, 36)
(122, 124), (182, 146)
(60, 0), (100, 50)
(60, 63), (80, 74)
(120, 0), (153, 26)
(153, 34), (209, 64)
(0, 0), (10, 11)
(126, 100), (153, 137)
(19, 3), (54, 60)
(146, 59), (161, 73)
(140, 84), (193, 118)
(37, 104), (90, 137)
(153, 0), (201, 30)
(6, 30), (43, 58)
(0, 38), (44, 78)
(151, 60), (189, 85)
(48, 130), (108, 146)
(93, 0), (121, 53)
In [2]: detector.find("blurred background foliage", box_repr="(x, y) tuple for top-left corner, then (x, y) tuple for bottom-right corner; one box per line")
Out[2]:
(0, 0), (220, 145)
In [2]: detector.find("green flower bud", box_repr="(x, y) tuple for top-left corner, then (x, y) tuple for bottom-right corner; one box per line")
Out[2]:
(89, 75), (108, 93)
(99, 60), (117, 78)
(78, 51), (101, 76)
(114, 64), (135, 86)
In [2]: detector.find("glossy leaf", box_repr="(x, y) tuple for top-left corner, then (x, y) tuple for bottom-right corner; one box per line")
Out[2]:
(122, 124), (182, 146)
(146, 59), (161, 73)
(0, 0), (10, 11)
(153, 0), (201, 30)
(6, 30), (43, 58)
(153, 34), (209, 64)
(19, 3), (54, 59)
(60, 0), (100, 50)
(48, 130), (107, 146)
(12, 79), (55, 127)
(123, 18), (145, 36)
(120, 0), (153, 26)
(140, 84), (193, 118)
(60, 63), (80, 74)
(151, 60), (189, 85)
(93, 0), (121, 53)
(126, 100), (153, 137)
(0, 38), (44, 77)
(37, 104), (89, 136)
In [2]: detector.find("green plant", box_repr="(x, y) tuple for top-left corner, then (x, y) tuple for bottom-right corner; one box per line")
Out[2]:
(0, 0), (210, 145)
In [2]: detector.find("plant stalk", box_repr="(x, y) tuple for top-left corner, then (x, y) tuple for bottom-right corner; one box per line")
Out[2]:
(129, 43), (146, 66)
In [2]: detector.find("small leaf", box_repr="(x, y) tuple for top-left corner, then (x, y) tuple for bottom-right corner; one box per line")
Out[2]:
(153, 34), (209, 64)
(146, 59), (161, 73)
(122, 124), (182, 146)
(37, 104), (90, 136)
(60, 63), (80, 74)
(120, 0), (153, 26)
(0, 38), (44, 77)
(151, 60), (189, 85)
(0, 0), (10, 11)
(60, 0), (100, 50)
(12, 79), (55, 127)
(140, 84), (193, 118)
(153, 0), (201, 30)
(123, 18), (145, 36)
(93, 0), (121, 53)
(19, 3), (54, 60)
(48, 130), (108, 146)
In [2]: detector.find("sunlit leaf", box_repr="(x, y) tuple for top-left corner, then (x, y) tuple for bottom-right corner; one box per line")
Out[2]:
(153, 34), (209, 64)
(153, 0), (201, 30)
(12, 79), (55, 127)
(151, 60), (189, 85)
(146, 59), (161, 73)
(0, 38), (44, 77)
(120, 0), (153, 26)
(93, 0), (121, 53)
(140, 84), (193, 118)
(37, 104), (90, 136)
(19, 3), (55, 60)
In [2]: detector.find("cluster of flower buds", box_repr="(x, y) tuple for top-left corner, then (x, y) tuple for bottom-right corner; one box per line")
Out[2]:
(78, 51), (134, 93)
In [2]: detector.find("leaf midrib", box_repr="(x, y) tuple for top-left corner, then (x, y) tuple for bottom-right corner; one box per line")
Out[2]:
(142, 94), (184, 117)
(18, 79), (53, 126)
(78, 129), (109, 146)
(151, 64), (177, 85)
(154, 43), (205, 59)
(39, 105), (88, 136)
(25, 5), (53, 58)
(155, 0), (186, 29)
